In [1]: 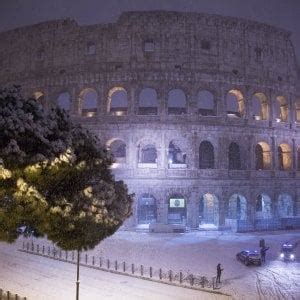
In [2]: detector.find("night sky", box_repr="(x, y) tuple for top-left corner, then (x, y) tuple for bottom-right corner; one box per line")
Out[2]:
(0, 0), (300, 65)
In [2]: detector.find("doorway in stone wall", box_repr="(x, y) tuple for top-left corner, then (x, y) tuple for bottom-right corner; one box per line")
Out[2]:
(199, 193), (219, 229)
(167, 197), (187, 224)
(137, 194), (157, 226)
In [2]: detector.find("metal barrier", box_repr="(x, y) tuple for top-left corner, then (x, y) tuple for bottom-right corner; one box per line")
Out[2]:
(0, 289), (27, 300)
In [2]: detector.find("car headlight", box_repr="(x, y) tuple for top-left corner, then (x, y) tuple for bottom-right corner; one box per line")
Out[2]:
(290, 254), (295, 260)
(280, 253), (284, 258)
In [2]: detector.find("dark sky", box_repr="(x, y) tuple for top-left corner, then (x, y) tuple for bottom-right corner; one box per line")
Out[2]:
(1, 0), (300, 64)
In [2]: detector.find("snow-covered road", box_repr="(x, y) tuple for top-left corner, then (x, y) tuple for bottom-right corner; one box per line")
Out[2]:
(1, 229), (300, 299)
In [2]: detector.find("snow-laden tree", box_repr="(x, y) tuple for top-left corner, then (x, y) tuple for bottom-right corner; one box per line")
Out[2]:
(0, 86), (133, 249)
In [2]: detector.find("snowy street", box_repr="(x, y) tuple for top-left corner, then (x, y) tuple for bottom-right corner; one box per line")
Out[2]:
(1, 230), (300, 299)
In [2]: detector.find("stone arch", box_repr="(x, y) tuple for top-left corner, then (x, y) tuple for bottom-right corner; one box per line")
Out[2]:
(227, 194), (247, 220)
(108, 87), (128, 116)
(197, 90), (215, 116)
(138, 88), (158, 115)
(226, 89), (245, 118)
(277, 193), (294, 217)
(167, 88), (187, 115)
(278, 143), (292, 170)
(199, 193), (219, 227)
(275, 95), (288, 122)
(137, 193), (157, 224)
(56, 91), (71, 112)
(107, 138), (126, 163)
(167, 194), (187, 224)
(137, 140), (158, 165)
(255, 142), (271, 170)
(228, 142), (241, 170)
(199, 141), (214, 169)
(255, 193), (272, 219)
(79, 88), (98, 117)
(168, 140), (187, 168)
(252, 92), (269, 120)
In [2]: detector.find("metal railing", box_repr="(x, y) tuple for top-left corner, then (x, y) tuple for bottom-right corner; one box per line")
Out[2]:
(0, 289), (27, 300)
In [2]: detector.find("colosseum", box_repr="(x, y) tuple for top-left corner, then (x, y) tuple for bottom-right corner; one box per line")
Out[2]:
(1, 11), (300, 232)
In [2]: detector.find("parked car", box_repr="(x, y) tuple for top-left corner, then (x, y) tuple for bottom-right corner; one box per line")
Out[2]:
(236, 250), (262, 266)
(279, 243), (296, 261)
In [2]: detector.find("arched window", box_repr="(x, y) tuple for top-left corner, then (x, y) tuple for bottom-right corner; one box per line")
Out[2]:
(228, 142), (241, 170)
(275, 96), (288, 122)
(255, 142), (271, 170)
(252, 93), (269, 120)
(138, 88), (158, 115)
(109, 139), (126, 163)
(57, 92), (71, 112)
(227, 194), (247, 220)
(108, 87), (128, 116)
(226, 89), (245, 118)
(33, 91), (45, 106)
(199, 141), (214, 169)
(139, 144), (157, 164)
(79, 88), (98, 117)
(278, 144), (292, 171)
(197, 90), (215, 116)
(168, 141), (186, 167)
(138, 194), (157, 224)
(278, 193), (294, 217)
(167, 89), (186, 115)
(255, 194), (272, 219)
(199, 193), (219, 226)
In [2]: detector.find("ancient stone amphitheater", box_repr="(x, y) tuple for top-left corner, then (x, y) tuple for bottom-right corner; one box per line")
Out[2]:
(1, 11), (300, 232)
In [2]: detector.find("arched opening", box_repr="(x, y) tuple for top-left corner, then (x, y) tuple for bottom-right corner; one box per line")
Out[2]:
(277, 193), (294, 217)
(57, 92), (71, 112)
(197, 90), (215, 116)
(138, 144), (157, 164)
(199, 193), (219, 228)
(228, 142), (241, 170)
(226, 89), (245, 118)
(108, 87), (128, 116)
(79, 88), (98, 117)
(252, 93), (269, 120)
(168, 140), (186, 168)
(167, 89), (186, 115)
(168, 195), (187, 224)
(33, 91), (45, 107)
(108, 139), (126, 163)
(199, 141), (214, 169)
(255, 194), (272, 219)
(138, 88), (158, 115)
(295, 99), (300, 122)
(227, 194), (247, 220)
(138, 194), (157, 224)
(275, 96), (288, 122)
(278, 143), (292, 170)
(255, 142), (271, 170)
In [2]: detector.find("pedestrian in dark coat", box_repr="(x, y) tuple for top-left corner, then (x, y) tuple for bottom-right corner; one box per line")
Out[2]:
(260, 246), (269, 263)
(216, 263), (223, 284)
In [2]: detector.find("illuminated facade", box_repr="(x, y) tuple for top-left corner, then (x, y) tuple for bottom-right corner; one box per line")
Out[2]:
(1, 11), (300, 231)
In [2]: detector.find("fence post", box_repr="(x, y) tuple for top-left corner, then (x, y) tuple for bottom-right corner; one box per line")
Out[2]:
(100, 257), (102, 268)
(92, 256), (95, 266)
(42, 245), (45, 254)
(123, 261), (126, 272)
(7, 291), (10, 300)
(48, 246), (50, 256)
(179, 272), (182, 284)
(72, 251), (74, 261)
(22, 241), (25, 250)
(85, 254), (88, 264)
(131, 264), (134, 274)
(150, 266), (152, 278)
(107, 259), (110, 269)
(65, 251), (68, 261)
(159, 268), (162, 280)
(59, 250), (62, 259)
(15, 294), (18, 300)
(140, 265), (143, 276)
(37, 244), (39, 253)
(26, 242), (29, 251)
(115, 260), (118, 271)
(212, 276), (216, 289)
(169, 270), (172, 282)
(190, 274), (194, 286)
(0, 289), (2, 300)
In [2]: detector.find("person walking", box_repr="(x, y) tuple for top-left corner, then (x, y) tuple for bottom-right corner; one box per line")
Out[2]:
(216, 263), (223, 284)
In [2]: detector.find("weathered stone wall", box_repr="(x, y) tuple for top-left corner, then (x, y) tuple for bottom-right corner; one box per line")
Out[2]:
(0, 11), (300, 231)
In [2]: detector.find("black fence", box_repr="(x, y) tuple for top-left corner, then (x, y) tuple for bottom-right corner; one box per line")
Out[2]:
(20, 241), (228, 295)
(0, 289), (27, 300)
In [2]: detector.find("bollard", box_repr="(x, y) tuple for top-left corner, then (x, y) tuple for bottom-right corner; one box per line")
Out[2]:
(7, 291), (10, 300)
(190, 274), (194, 286)
(100, 257), (102, 267)
(72, 251), (74, 261)
(169, 270), (172, 282)
(0, 289), (2, 300)
(31, 242), (34, 252)
(159, 268), (162, 280)
(85, 254), (88, 264)
(131, 264), (134, 274)
(140, 265), (143, 276)
(123, 261), (126, 272)
(48, 246), (50, 256)
(59, 250), (62, 259)
(92, 256), (95, 266)
(26, 242), (29, 251)
(22, 241), (25, 250)
(150, 266), (152, 278)
(65, 251), (68, 260)
(212, 276), (216, 290)
(179, 272), (183, 284)
(15, 294), (18, 300)
(107, 259), (110, 269)
(201, 276), (205, 288)
(37, 244), (39, 253)
(42, 245), (45, 254)
(115, 260), (118, 271)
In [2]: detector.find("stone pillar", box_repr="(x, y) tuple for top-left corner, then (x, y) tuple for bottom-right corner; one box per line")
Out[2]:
(271, 136), (276, 170)
(292, 138), (297, 170)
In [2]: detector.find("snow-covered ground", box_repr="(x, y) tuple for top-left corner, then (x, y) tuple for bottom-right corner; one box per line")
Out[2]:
(1, 230), (300, 299)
